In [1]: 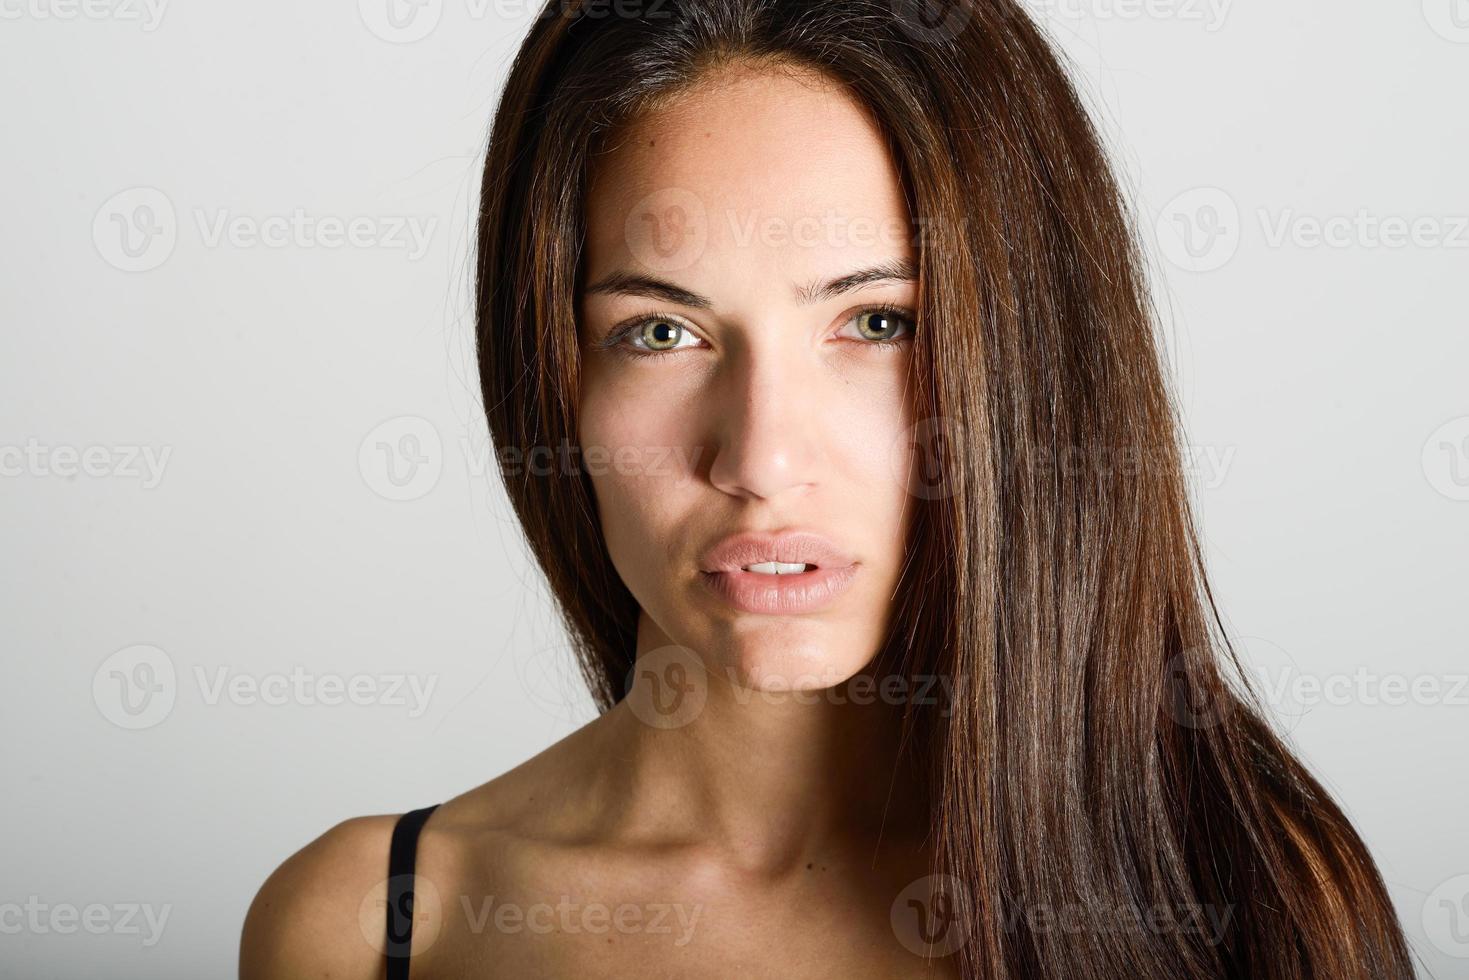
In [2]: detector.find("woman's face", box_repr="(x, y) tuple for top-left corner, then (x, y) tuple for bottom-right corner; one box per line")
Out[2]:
(578, 65), (919, 693)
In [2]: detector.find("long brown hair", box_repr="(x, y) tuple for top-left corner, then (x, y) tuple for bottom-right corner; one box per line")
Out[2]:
(473, 1), (1417, 976)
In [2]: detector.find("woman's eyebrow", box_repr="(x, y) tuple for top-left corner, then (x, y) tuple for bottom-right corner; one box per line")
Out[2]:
(583, 258), (917, 309)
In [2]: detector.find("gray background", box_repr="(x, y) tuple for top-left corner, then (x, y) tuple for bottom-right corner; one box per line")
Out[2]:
(1, 0), (1465, 976)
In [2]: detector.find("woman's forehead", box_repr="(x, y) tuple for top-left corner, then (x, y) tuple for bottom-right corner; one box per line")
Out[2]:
(583, 71), (913, 289)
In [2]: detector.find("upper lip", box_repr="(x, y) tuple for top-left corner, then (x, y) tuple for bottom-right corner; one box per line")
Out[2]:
(698, 529), (857, 573)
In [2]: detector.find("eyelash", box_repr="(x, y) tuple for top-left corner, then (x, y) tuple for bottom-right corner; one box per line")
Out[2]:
(596, 304), (918, 361)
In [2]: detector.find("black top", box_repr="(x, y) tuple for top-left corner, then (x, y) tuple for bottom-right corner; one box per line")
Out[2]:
(385, 804), (441, 980)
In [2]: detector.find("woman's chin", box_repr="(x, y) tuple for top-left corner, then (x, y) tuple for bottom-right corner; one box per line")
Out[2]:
(710, 631), (877, 695)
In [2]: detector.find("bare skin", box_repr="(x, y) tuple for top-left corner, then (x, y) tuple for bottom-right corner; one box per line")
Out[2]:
(242, 64), (958, 979)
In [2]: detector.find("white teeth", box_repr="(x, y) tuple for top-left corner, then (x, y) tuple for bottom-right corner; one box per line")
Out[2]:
(742, 561), (811, 575)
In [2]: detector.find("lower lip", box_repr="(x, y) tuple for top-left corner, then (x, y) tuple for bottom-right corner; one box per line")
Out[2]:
(698, 565), (859, 615)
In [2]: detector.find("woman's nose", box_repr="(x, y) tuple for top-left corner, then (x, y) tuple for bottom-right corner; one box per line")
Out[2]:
(705, 343), (824, 502)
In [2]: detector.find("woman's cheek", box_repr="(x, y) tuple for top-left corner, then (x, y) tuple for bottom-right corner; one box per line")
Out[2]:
(580, 372), (699, 566)
(830, 351), (917, 491)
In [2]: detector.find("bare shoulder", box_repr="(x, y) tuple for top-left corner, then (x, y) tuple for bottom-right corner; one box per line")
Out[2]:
(239, 813), (400, 980)
(239, 714), (617, 979)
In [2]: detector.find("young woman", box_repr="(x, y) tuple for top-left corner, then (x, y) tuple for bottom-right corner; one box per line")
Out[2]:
(242, 1), (1417, 977)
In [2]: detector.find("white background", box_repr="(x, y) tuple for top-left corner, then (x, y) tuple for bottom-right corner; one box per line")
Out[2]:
(1, 1), (1465, 976)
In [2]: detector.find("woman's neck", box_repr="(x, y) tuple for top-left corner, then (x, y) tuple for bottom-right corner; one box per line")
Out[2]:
(589, 617), (930, 877)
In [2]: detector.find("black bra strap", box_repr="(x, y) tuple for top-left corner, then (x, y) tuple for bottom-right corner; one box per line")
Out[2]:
(384, 804), (441, 980)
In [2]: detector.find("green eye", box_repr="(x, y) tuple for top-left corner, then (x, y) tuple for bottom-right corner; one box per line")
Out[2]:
(633, 318), (689, 352)
(851, 307), (914, 343)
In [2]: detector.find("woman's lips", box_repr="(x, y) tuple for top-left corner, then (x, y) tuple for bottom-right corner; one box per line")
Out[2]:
(696, 528), (859, 614)
(698, 565), (859, 615)
(698, 529), (856, 573)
